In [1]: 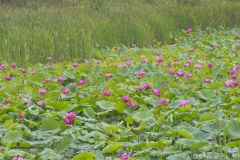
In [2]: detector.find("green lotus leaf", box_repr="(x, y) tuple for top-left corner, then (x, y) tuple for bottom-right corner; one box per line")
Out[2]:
(72, 152), (96, 160)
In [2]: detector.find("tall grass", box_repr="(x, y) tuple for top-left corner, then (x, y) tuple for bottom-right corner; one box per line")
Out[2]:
(0, 0), (240, 64)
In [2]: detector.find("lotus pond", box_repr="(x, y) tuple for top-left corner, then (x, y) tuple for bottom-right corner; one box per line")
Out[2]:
(0, 29), (240, 160)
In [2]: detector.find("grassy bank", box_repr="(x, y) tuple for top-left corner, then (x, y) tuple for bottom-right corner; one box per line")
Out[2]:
(0, 0), (240, 64)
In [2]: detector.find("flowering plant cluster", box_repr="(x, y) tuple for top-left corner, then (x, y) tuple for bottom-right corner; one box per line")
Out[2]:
(0, 29), (239, 159)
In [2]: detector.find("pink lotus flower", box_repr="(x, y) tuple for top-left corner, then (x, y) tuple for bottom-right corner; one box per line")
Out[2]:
(44, 78), (51, 83)
(39, 88), (47, 95)
(231, 74), (237, 79)
(152, 89), (161, 96)
(123, 64), (129, 68)
(5, 75), (12, 81)
(208, 63), (213, 68)
(85, 60), (91, 65)
(156, 57), (164, 63)
(186, 28), (193, 33)
(136, 83), (152, 91)
(194, 64), (202, 69)
(11, 63), (17, 68)
(137, 70), (145, 77)
(31, 71), (35, 75)
(228, 70), (236, 75)
(184, 63), (190, 67)
(125, 61), (131, 66)
(204, 79), (212, 84)
(96, 60), (102, 64)
(232, 48), (237, 53)
(62, 88), (70, 95)
(72, 63), (79, 67)
(153, 51), (160, 56)
(18, 113), (24, 119)
(12, 156), (24, 160)
(122, 96), (130, 103)
(179, 99), (189, 107)
(57, 77), (65, 84)
(64, 119), (74, 125)
(136, 85), (145, 91)
(37, 100), (45, 107)
(186, 60), (193, 64)
(20, 68), (27, 73)
(120, 153), (130, 160)
(0, 64), (7, 71)
(224, 80), (238, 88)
(78, 80), (86, 85)
(128, 101), (138, 107)
(65, 112), (76, 119)
(105, 73), (113, 78)
(23, 98), (31, 104)
(168, 70), (176, 75)
(64, 112), (76, 125)
(124, 58), (129, 61)
(185, 73), (192, 78)
(3, 99), (9, 105)
(177, 71), (185, 77)
(143, 83), (152, 89)
(141, 56), (148, 63)
(229, 71), (235, 75)
(167, 62), (173, 67)
(174, 58), (180, 62)
(233, 66), (240, 72)
(157, 98), (169, 106)
(103, 90), (111, 97)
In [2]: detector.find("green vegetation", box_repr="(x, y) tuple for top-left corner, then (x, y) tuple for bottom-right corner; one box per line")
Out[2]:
(1, 1), (240, 159)
(0, 0), (240, 64)
(0, 29), (240, 159)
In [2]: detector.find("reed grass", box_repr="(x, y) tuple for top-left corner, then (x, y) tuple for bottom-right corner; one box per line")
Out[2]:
(0, 0), (239, 64)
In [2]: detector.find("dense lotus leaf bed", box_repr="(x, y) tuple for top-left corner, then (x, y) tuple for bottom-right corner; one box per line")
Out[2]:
(0, 29), (240, 160)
